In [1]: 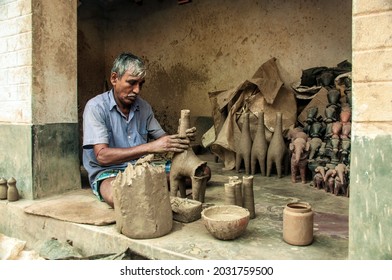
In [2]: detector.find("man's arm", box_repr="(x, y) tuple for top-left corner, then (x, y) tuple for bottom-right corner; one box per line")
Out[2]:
(93, 134), (190, 166)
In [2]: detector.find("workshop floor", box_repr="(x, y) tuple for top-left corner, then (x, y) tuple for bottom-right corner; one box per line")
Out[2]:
(0, 151), (349, 260)
(190, 152), (349, 259)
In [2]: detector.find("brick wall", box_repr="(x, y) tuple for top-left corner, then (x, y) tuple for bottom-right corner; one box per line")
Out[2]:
(0, 0), (32, 124)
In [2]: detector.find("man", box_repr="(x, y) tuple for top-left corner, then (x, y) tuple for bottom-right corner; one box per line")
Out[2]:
(83, 52), (210, 207)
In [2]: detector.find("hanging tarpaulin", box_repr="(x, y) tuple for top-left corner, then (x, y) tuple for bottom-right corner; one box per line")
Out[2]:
(208, 57), (297, 170)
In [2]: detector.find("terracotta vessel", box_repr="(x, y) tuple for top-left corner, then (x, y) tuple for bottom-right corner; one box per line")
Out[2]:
(242, 175), (255, 219)
(251, 112), (268, 176)
(224, 182), (236, 205)
(170, 109), (209, 202)
(201, 205), (250, 240)
(324, 106), (338, 123)
(341, 122), (351, 139)
(235, 112), (252, 174)
(331, 121), (342, 139)
(308, 137), (323, 160)
(341, 138), (351, 164)
(327, 89), (341, 105)
(346, 91), (352, 107)
(266, 112), (287, 178)
(0, 177), (7, 200)
(340, 107), (351, 123)
(309, 122), (325, 138)
(283, 202), (314, 246)
(306, 106), (318, 123)
(7, 177), (19, 202)
(320, 72), (334, 86)
(233, 179), (243, 206)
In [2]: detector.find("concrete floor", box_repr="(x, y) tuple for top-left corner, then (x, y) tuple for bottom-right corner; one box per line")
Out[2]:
(0, 151), (349, 260)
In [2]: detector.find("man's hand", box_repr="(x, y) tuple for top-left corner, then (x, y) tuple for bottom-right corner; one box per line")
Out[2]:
(185, 126), (197, 141)
(152, 134), (190, 153)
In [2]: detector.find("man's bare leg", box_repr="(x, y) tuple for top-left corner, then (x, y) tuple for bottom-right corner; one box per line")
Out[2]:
(99, 177), (116, 208)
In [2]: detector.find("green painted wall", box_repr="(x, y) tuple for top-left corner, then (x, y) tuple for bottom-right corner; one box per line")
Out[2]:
(32, 123), (81, 198)
(0, 124), (33, 199)
(0, 123), (81, 199)
(349, 135), (392, 259)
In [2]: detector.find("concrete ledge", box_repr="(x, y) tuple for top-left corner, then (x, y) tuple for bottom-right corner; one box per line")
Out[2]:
(1, 154), (349, 260)
(0, 199), (195, 260)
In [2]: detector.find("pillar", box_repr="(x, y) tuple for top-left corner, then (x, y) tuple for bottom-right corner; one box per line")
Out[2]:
(0, 0), (80, 199)
(350, 0), (392, 259)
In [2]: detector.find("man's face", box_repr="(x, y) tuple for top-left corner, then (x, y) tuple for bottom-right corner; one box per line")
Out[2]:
(111, 70), (145, 106)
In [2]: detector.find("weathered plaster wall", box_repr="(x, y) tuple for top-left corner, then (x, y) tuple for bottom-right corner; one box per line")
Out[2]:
(350, 0), (392, 259)
(77, 0), (106, 159)
(32, 0), (78, 124)
(0, 0), (32, 123)
(77, 0), (352, 134)
(0, 0), (80, 199)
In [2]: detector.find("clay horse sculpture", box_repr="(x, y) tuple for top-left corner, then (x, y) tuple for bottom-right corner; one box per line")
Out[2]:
(170, 109), (209, 202)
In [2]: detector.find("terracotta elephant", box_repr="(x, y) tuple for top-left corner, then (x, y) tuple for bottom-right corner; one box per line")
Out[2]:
(334, 163), (349, 196)
(324, 168), (337, 193)
(313, 166), (326, 189)
(289, 137), (310, 184)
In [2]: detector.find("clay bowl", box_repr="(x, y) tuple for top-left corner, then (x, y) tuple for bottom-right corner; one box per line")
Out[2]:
(201, 205), (250, 240)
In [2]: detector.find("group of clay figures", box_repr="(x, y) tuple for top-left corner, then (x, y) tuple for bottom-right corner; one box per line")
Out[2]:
(0, 177), (20, 202)
(235, 110), (287, 179)
(291, 88), (351, 197)
(234, 88), (351, 198)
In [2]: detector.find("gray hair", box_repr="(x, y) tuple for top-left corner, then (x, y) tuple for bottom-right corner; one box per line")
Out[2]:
(111, 52), (146, 79)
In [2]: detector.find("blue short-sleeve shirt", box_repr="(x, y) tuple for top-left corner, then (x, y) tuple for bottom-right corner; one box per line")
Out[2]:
(82, 90), (166, 186)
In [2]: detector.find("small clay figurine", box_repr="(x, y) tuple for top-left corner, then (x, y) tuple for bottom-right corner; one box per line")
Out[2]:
(251, 112), (268, 176)
(0, 177), (7, 200)
(235, 112), (252, 175)
(313, 166), (326, 190)
(289, 137), (310, 184)
(7, 177), (19, 202)
(266, 112), (287, 178)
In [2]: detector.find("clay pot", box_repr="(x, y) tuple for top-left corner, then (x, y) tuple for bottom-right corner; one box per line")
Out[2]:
(320, 72), (334, 86)
(327, 89), (341, 104)
(224, 182), (236, 205)
(341, 122), (351, 139)
(345, 90), (352, 107)
(242, 175), (255, 219)
(0, 177), (8, 200)
(324, 106), (337, 122)
(306, 107), (318, 123)
(201, 205), (250, 240)
(308, 137), (323, 160)
(309, 122), (324, 138)
(283, 202), (314, 246)
(331, 121), (342, 138)
(340, 107), (351, 123)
